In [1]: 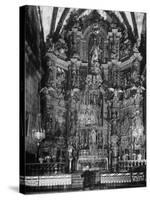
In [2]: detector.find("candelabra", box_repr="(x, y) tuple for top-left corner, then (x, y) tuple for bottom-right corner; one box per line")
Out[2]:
(32, 129), (45, 162)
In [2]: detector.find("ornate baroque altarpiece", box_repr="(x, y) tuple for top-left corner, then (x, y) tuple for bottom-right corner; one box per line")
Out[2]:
(20, 5), (146, 194)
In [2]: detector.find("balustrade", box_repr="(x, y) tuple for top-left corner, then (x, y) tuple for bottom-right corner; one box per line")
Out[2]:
(26, 162), (66, 176)
(118, 160), (146, 172)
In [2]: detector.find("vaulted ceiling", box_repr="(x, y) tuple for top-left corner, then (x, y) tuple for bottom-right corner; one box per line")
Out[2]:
(39, 6), (146, 42)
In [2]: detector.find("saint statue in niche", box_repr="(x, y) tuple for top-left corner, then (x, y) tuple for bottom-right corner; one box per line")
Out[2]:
(89, 36), (102, 74)
(91, 45), (99, 63)
(89, 129), (97, 153)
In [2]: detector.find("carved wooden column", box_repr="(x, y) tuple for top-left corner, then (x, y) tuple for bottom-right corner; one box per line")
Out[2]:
(111, 134), (119, 172)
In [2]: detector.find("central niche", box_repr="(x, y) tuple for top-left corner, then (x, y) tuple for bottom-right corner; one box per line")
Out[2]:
(88, 32), (104, 74)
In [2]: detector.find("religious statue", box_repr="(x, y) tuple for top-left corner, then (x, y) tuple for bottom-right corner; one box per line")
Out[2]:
(91, 46), (99, 63)
(89, 129), (97, 154)
(89, 37), (102, 74)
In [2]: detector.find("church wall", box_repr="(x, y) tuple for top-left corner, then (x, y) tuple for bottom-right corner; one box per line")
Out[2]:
(24, 6), (45, 160)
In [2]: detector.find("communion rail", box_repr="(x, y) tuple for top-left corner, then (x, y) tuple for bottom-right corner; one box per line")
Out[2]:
(20, 170), (146, 193)
(20, 161), (146, 193)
